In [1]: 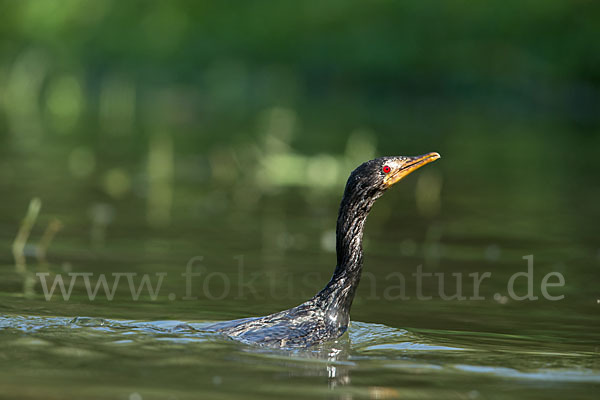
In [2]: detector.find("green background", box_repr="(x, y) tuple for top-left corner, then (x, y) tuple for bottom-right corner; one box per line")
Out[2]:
(0, 1), (599, 399)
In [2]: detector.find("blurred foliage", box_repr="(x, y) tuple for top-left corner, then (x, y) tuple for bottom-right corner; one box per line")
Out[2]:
(0, 0), (599, 233)
(1, 0), (599, 148)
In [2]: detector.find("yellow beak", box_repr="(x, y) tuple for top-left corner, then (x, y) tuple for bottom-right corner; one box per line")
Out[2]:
(383, 152), (441, 187)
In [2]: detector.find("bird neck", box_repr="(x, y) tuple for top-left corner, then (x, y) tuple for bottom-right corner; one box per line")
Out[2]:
(318, 186), (380, 316)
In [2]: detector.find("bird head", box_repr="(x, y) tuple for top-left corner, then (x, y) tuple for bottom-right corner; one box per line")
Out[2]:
(346, 152), (441, 197)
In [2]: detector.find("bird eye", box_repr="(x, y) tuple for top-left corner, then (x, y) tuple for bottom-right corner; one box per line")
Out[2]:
(382, 165), (391, 174)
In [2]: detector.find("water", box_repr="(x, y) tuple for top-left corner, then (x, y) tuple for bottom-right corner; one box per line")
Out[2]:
(0, 315), (597, 399)
(2, 1), (600, 396)
(1, 134), (599, 399)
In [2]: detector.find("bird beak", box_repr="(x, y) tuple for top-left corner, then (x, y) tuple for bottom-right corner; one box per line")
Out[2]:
(384, 152), (441, 187)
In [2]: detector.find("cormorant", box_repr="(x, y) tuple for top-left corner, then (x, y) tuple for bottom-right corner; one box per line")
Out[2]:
(208, 153), (441, 347)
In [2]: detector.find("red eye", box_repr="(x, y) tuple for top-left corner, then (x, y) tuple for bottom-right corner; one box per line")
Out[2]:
(382, 165), (391, 174)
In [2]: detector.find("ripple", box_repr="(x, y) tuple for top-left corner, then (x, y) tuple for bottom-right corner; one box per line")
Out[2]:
(454, 364), (600, 383)
(1, 313), (599, 389)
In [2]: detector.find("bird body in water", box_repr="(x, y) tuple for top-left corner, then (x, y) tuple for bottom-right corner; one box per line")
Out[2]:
(208, 153), (441, 347)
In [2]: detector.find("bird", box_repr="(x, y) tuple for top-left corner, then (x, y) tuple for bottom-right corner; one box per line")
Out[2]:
(207, 153), (441, 347)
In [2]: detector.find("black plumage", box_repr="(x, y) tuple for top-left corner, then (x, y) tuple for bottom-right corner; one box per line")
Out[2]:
(208, 153), (440, 347)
